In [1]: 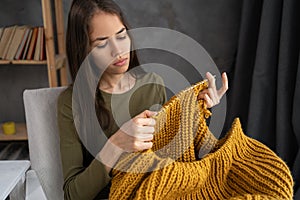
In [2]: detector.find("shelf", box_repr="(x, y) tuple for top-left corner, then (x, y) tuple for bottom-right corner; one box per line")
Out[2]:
(12, 60), (47, 65)
(0, 60), (10, 64)
(0, 123), (27, 141)
(0, 55), (65, 68)
(0, 60), (47, 65)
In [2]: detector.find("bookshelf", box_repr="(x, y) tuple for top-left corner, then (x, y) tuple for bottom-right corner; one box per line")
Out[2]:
(0, 0), (68, 141)
(0, 0), (68, 87)
(42, 0), (68, 87)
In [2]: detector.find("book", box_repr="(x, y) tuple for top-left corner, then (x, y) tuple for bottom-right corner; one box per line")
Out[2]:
(21, 28), (33, 60)
(33, 27), (41, 61)
(0, 27), (4, 40)
(5, 26), (28, 60)
(0, 27), (9, 58)
(1, 25), (17, 59)
(14, 27), (31, 60)
(26, 27), (38, 60)
(0, 26), (17, 59)
(39, 27), (45, 60)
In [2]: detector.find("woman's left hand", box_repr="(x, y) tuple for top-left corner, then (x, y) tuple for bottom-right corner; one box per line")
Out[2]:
(197, 72), (228, 108)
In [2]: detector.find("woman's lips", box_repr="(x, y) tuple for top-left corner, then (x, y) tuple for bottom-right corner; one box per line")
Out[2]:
(113, 58), (127, 66)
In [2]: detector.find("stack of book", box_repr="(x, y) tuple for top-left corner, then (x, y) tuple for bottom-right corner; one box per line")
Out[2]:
(0, 25), (45, 61)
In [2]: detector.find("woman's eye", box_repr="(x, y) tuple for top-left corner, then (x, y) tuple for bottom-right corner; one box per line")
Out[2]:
(96, 41), (108, 48)
(117, 34), (127, 40)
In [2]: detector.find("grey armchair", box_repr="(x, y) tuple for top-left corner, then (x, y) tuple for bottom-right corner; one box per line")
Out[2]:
(23, 87), (66, 200)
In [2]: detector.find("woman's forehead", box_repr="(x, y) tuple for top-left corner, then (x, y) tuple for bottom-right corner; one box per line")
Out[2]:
(89, 12), (125, 39)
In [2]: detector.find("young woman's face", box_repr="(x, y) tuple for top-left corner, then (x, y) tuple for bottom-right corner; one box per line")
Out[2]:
(89, 12), (131, 75)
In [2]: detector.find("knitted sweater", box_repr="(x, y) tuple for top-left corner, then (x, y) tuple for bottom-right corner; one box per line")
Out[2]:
(109, 80), (294, 200)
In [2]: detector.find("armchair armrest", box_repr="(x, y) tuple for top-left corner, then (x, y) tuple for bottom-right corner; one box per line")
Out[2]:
(25, 170), (47, 200)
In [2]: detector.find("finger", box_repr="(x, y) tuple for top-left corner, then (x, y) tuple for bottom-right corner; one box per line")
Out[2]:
(197, 89), (208, 100)
(206, 72), (216, 89)
(137, 126), (155, 135)
(144, 110), (158, 118)
(134, 141), (153, 151)
(125, 126), (154, 138)
(141, 141), (153, 150)
(207, 88), (219, 105)
(218, 72), (229, 97)
(204, 93), (214, 108)
(136, 133), (154, 141)
(135, 110), (154, 118)
(134, 117), (156, 126)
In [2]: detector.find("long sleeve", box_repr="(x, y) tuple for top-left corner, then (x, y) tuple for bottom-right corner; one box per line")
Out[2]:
(57, 87), (111, 200)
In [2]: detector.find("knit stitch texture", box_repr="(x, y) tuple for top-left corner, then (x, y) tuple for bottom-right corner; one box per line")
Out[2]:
(109, 80), (294, 200)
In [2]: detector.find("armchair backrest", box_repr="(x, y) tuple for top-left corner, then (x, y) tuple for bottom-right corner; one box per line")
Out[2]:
(23, 87), (67, 200)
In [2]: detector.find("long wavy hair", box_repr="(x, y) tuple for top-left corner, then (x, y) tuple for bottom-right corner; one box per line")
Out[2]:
(66, 0), (140, 129)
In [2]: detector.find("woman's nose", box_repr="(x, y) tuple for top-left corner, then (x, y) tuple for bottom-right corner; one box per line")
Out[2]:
(110, 39), (122, 58)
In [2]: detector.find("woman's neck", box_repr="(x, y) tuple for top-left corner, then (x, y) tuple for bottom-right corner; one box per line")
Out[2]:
(99, 73), (135, 94)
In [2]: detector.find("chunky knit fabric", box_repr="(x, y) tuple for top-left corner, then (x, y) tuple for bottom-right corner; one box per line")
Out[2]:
(109, 80), (294, 200)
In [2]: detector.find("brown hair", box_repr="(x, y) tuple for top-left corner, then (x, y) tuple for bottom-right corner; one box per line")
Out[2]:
(66, 0), (140, 129)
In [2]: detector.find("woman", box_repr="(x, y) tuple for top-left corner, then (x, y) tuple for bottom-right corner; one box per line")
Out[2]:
(58, 0), (228, 199)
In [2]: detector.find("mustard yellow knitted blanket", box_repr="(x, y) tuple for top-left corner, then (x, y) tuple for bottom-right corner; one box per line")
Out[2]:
(109, 80), (294, 200)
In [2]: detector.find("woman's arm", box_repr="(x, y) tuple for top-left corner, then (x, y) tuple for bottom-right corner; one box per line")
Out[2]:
(58, 87), (158, 199)
(57, 88), (111, 200)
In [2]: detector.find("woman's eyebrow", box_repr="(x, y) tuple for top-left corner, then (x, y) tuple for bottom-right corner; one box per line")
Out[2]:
(93, 27), (126, 42)
(116, 27), (126, 35)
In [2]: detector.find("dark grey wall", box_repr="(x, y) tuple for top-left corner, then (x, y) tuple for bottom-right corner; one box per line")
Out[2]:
(118, 0), (242, 71)
(0, 0), (242, 123)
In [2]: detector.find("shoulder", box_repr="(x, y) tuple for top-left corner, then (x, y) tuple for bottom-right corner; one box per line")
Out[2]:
(58, 86), (72, 105)
(57, 86), (73, 114)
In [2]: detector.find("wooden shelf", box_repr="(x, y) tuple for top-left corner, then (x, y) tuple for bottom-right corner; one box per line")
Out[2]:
(0, 123), (27, 141)
(12, 60), (47, 65)
(0, 60), (47, 65)
(0, 60), (10, 64)
(0, 55), (64, 67)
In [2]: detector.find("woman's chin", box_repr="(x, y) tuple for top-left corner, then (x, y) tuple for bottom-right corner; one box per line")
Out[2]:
(107, 65), (129, 74)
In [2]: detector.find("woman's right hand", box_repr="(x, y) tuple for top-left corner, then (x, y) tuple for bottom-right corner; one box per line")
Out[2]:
(98, 110), (157, 172)
(109, 110), (157, 152)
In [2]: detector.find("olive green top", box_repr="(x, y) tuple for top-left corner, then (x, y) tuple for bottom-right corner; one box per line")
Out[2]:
(57, 72), (167, 200)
